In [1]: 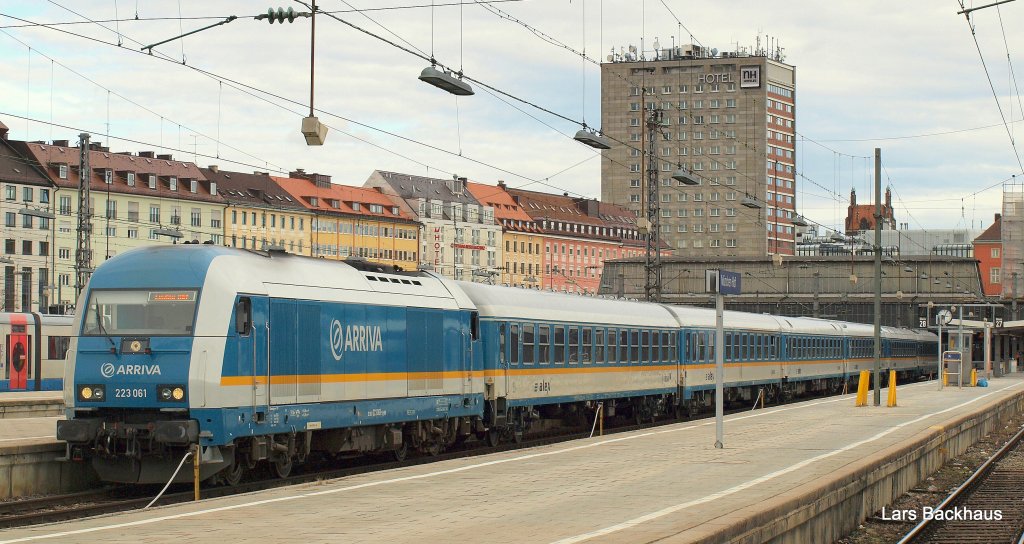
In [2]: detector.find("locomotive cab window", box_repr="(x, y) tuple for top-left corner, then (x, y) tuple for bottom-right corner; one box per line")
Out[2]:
(83, 289), (199, 337)
(235, 297), (252, 336)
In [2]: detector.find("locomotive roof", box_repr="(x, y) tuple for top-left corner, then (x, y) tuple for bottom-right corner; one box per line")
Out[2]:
(90, 246), (474, 311)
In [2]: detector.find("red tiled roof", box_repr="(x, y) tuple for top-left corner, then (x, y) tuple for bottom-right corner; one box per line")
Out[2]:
(16, 141), (223, 204)
(465, 181), (532, 222)
(273, 175), (417, 223)
(975, 215), (1002, 243)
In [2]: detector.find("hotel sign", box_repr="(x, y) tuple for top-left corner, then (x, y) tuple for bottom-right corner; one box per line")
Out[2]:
(740, 66), (761, 89)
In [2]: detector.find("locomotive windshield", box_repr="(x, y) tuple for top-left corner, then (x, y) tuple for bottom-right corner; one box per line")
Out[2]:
(82, 289), (198, 336)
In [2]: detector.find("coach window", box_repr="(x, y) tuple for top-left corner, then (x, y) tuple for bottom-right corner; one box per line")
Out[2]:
(498, 323), (506, 365)
(510, 324), (520, 365)
(696, 332), (706, 363)
(626, 329), (634, 364)
(641, 330), (650, 362)
(660, 331), (670, 361)
(758, 335), (765, 360)
(617, 329), (627, 363)
(652, 331), (661, 362)
(670, 332), (678, 362)
(569, 327), (580, 363)
(522, 324), (535, 365)
(582, 328), (592, 363)
(772, 336), (779, 359)
(553, 326), (565, 364)
(539, 325), (551, 364)
(595, 329), (605, 363)
(607, 328), (616, 363)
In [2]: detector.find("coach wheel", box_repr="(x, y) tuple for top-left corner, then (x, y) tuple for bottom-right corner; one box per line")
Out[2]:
(222, 459), (245, 486)
(392, 441), (408, 462)
(272, 455), (293, 479)
(484, 429), (500, 447)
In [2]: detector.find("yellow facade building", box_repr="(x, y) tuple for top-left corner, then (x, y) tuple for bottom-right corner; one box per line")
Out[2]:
(275, 170), (419, 271)
(201, 167), (312, 254)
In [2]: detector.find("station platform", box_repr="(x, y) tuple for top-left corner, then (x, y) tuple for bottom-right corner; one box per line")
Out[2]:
(0, 408), (91, 500)
(0, 392), (63, 419)
(1, 376), (1023, 544)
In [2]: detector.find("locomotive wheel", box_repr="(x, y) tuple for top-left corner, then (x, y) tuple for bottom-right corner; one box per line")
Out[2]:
(222, 460), (245, 486)
(484, 429), (500, 447)
(272, 456), (293, 479)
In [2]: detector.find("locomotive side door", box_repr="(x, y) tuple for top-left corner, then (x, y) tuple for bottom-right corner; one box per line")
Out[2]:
(235, 296), (268, 422)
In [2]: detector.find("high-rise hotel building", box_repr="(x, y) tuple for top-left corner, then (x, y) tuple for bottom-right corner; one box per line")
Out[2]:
(600, 45), (797, 256)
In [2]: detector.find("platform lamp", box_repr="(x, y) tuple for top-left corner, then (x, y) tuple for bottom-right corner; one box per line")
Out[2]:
(419, 65), (474, 96)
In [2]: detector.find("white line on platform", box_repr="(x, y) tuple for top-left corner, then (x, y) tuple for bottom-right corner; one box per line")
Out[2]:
(549, 380), (1024, 544)
(0, 379), (950, 544)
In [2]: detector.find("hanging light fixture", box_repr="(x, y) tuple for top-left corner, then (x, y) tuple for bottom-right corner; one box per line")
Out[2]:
(574, 128), (612, 149)
(671, 165), (699, 185)
(419, 65), (474, 96)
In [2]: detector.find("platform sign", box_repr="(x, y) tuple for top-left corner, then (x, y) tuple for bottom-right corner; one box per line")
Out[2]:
(706, 269), (742, 295)
(942, 351), (962, 365)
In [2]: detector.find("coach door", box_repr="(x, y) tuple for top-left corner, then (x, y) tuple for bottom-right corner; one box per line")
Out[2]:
(6, 316), (30, 390)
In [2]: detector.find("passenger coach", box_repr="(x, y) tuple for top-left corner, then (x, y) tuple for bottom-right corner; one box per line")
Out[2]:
(56, 246), (936, 485)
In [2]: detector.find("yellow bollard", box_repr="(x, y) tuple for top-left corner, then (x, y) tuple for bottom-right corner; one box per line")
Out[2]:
(193, 443), (201, 501)
(943, 371), (949, 387)
(855, 370), (870, 407)
(970, 368), (978, 387)
(887, 369), (897, 407)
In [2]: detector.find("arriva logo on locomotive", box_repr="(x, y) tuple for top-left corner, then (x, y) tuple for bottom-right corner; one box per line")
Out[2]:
(329, 319), (383, 361)
(100, 362), (161, 378)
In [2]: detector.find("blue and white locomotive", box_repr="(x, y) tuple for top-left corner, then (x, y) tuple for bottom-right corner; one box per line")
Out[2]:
(57, 246), (936, 484)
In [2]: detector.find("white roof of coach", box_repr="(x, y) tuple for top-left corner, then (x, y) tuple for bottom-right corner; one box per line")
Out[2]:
(456, 283), (678, 328)
(663, 305), (783, 332)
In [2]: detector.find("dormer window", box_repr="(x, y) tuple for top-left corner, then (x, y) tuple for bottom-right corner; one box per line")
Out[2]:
(148, 174), (157, 189)
(351, 202), (361, 211)
(190, 179), (197, 193)
(169, 176), (177, 191)
(391, 206), (399, 215)
(126, 172), (135, 186)
(210, 181), (217, 195)
(328, 199), (340, 209)
(104, 169), (112, 184)
(58, 164), (68, 179)
(369, 204), (383, 214)
(308, 196), (318, 206)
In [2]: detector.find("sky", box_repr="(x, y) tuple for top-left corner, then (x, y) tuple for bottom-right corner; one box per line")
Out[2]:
(1, 1), (1022, 235)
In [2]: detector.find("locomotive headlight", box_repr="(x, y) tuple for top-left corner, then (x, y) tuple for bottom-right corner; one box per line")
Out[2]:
(157, 385), (186, 402)
(79, 385), (104, 401)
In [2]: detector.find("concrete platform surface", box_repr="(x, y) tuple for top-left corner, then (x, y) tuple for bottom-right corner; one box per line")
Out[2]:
(1, 377), (1023, 544)
(0, 392), (64, 420)
(0, 416), (61, 450)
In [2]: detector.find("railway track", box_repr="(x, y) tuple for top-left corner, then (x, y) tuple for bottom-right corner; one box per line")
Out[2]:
(898, 424), (1024, 544)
